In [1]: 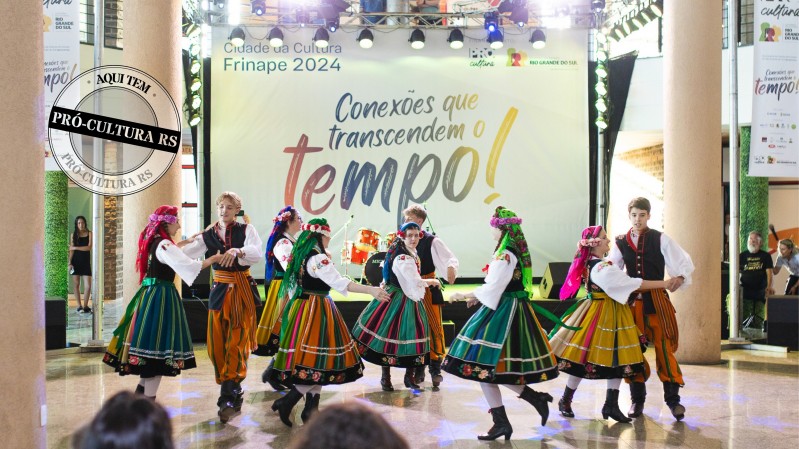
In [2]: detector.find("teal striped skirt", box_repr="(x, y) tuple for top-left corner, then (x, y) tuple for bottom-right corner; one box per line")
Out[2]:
(351, 285), (430, 367)
(442, 291), (559, 385)
(103, 278), (196, 377)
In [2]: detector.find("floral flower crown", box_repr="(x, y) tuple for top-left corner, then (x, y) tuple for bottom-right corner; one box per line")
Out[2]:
(149, 213), (178, 224)
(301, 223), (331, 237)
(272, 210), (299, 224)
(490, 216), (522, 228)
(578, 237), (602, 248)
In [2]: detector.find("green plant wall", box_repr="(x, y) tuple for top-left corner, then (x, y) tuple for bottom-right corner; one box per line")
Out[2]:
(739, 126), (769, 252)
(45, 171), (69, 299)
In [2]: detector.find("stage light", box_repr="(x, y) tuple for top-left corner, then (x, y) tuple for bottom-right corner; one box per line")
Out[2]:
(189, 111), (201, 127)
(409, 28), (425, 50)
(313, 27), (330, 48)
(487, 29), (504, 49)
(596, 116), (608, 130)
(640, 10), (653, 23)
(184, 23), (201, 39)
(613, 26), (625, 40)
(595, 98), (607, 113)
(591, 0), (605, 11)
(327, 18), (340, 32)
(606, 33), (618, 43)
(530, 28), (546, 49)
(649, 0), (663, 18)
(595, 81), (607, 96)
(448, 28), (464, 50)
(189, 42), (200, 56)
(632, 16), (644, 30)
(596, 63), (607, 79)
(484, 12), (499, 33)
(214, 0), (226, 10)
(621, 20), (631, 35)
(190, 76), (202, 92)
(508, 0), (529, 28)
(596, 49), (607, 62)
(357, 29), (374, 49)
(251, 0), (266, 16)
(229, 27), (245, 47)
(596, 32), (607, 44)
(268, 27), (284, 47)
(191, 95), (202, 110)
(189, 58), (201, 74)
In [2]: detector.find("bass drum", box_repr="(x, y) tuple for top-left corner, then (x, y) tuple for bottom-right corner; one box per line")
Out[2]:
(363, 252), (387, 287)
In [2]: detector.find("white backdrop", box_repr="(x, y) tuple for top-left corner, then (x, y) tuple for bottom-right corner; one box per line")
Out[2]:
(211, 26), (589, 279)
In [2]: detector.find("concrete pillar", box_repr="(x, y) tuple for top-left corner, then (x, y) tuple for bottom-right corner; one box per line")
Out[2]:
(663, 1), (722, 363)
(122, 0), (183, 299)
(0, 2), (47, 447)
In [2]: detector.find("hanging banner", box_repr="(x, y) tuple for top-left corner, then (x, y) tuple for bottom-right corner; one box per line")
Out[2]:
(44, 0), (80, 170)
(749, 0), (799, 178)
(211, 27), (589, 278)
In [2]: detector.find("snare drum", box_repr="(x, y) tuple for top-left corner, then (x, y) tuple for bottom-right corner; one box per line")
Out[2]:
(342, 241), (370, 265)
(363, 252), (387, 286)
(355, 227), (380, 252)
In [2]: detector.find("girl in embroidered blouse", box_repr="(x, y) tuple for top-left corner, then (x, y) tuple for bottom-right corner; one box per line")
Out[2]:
(351, 221), (440, 392)
(549, 225), (670, 423)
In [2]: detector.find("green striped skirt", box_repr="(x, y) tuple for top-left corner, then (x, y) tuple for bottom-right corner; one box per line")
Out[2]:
(442, 291), (559, 385)
(103, 278), (196, 377)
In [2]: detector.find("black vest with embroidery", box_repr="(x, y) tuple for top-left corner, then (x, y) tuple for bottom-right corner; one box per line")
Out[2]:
(502, 248), (526, 293)
(615, 228), (665, 281)
(146, 237), (176, 282)
(416, 232), (437, 276)
(300, 247), (331, 296)
(585, 258), (607, 294)
(202, 222), (249, 272)
(387, 245), (419, 288)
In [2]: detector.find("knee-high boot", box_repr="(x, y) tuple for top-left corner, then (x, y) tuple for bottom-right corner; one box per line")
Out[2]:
(601, 389), (632, 423)
(217, 380), (240, 423)
(404, 367), (421, 389)
(663, 382), (685, 421)
(519, 386), (553, 426)
(558, 386), (576, 418)
(429, 360), (443, 387)
(300, 392), (320, 423)
(477, 406), (513, 441)
(271, 388), (303, 427)
(380, 366), (394, 391)
(628, 381), (646, 418)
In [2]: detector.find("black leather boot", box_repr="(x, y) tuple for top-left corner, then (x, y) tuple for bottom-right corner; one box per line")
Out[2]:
(519, 386), (553, 426)
(414, 365), (426, 384)
(217, 381), (240, 423)
(404, 367), (421, 389)
(232, 381), (244, 412)
(135, 383), (145, 395)
(477, 406), (513, 441)
(601, 389), (632, 423)
(663, 382), (685, 421)
(262, 358), (287, 391)
(380, 367), (394, 391)
(271, 388), (303, 427)
(300, 392), (320, 423)
(628, 382), (646, 418)
(558, 386), (576, 418)
(429, 360), (443, 387)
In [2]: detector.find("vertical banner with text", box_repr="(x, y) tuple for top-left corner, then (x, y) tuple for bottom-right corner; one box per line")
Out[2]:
(211, 27), (589, 278)
(749, 0), (799, 178)
(44, 0), (80, 170)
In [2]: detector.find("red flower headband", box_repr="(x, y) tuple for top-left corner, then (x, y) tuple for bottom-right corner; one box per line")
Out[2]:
(301, 222), (331, 237)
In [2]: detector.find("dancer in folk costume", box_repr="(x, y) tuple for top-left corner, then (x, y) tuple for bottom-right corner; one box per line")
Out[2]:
(269, 218), (389, 427)
(608, 197), (694, 420)
(104, 206), (221, 399)
(403, 204), (458, 387)
(181, 192), (263, 423)
(442, 207), (559, 441)
(549, 225), (671, 422)
(253, 206), (302, 391)
(351, 221), (439, 391)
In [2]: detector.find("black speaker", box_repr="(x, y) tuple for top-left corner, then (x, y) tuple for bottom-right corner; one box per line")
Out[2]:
(45, 298), (67, 350)
(182, 266), (212, 299)
(539, 262), (572, 299)
(767, 295), (798, 349)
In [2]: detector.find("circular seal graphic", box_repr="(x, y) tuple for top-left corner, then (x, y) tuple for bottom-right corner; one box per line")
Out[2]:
(48, 65), (181, 196)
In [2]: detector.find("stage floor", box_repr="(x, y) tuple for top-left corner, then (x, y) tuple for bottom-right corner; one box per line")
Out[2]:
(45, 346), (799, 448)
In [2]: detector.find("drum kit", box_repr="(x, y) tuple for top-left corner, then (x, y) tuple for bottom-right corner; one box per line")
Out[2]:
(340, 227), (398, 286)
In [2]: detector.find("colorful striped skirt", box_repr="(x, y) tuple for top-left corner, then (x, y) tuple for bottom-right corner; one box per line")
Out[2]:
(549, 293), (645, 379)
(253, 278), (286, 356)
(351, 285), (430, 367)
(269, 293), (364, 386)
(442, 291), (559, 385)
(103, 278), (196, 377)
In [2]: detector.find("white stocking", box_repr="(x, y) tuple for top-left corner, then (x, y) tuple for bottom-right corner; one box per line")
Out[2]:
(143, 376), (162, 397)
(480, 383), (503, 409)
(607, 378), (622, 390)
(566, 374), (583, 390)
(502, 384), (524, 394)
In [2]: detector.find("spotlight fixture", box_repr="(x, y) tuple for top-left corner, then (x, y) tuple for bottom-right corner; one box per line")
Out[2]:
(447, 28), (464, 50)
(632, 16), (644, 30)
(640, 10), (653, 23)
(595, 31), (607, 44)
(190, 76), (202, 92)
(649, 0), (663, 18)
(596, 49), (607, 62)
(191, 95), (202, 109)
(229, 27), (245, 47)
(508, 0), (529, 27)
(595, 63), (607, 79)
(189, 42), (201, 56)
(184, 23), (201, 39)
(213, 0), (226, 10)
(595, 98), (607, 113)
(591, 0), (605, 11)
(267, 27), (284, 47)
(487, 29), (504, 50)
(613, 27), (625, 40)
(357, 28), (374, 49)
(595, 116), (608, 130)
(530, 28), (546, 49)
(595, 82), (607, 96)
(251, 0), (266, 16)
(484, 12), (499, 33)
(409, 28), (425, 50)
(621, 20), (631, 35)
(313, 27), (330, 48)
(189, 59), (201, 74)
(326, 17), (340, 32)
(189, 111), (201, 127)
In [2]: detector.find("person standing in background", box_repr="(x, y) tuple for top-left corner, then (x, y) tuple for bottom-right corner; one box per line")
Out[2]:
(69, 215), (93, 314)
(773, 238), (799, 295)
(739, 231), (775, 330)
